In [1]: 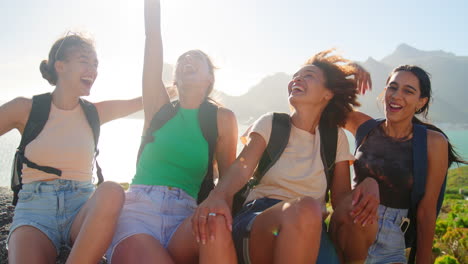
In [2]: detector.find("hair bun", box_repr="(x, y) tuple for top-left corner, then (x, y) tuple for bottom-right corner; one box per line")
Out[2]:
(40, 60), (56, 85)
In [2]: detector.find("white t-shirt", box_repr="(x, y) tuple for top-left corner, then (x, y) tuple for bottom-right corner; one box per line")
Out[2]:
(242, 113), (355, 209)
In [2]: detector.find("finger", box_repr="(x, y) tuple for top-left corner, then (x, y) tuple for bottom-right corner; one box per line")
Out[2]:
(219, 206), (233, 232)
(351, 194), (370, 219)
(351, 188), (362, 207)
(357, 198), (374, 226)
(353, 197), (371, 225)
(197, 208), (209, 245)
(207, 213), (217, 242)
(362, 199), (379, 226)
(191, 210), (200, 243)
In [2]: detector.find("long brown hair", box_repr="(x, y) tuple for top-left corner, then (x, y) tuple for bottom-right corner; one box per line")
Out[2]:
(387, 65), (467, 166)
(304, 49), (361, 127)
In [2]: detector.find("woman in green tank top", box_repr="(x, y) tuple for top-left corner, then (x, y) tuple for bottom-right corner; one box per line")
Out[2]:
(106, 0), (238, 263)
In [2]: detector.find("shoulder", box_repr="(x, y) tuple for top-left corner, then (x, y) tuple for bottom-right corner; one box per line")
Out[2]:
(216, 107), (237, 135)
(0, 97), (33, 133)
(426, 129), (448, 150)
(6, 97), (33, 118)
(217, 107), (236, 121)
(10, 96), (33, 109)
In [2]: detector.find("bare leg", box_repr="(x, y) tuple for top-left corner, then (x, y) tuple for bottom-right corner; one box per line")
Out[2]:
(66, 182), (125, 264)
(167, 216), (198, 264)
(330, 192), (378, 263)
(168, 214), (237, 264)
(112, 234), (175, 264)
(8, 226), (57, 264)
(249, 197), (323, 264)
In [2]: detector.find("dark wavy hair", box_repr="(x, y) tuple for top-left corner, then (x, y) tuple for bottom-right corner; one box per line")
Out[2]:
(40, 33), (94, 86)
(304, 49), (361, 127)
(387, 65), (466, 166)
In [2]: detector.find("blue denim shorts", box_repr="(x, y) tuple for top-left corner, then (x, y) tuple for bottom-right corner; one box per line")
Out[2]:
(232, 197), (339, 264)
(366, 205), (409, 264)
(106, 185), (197, 262)
(7, 179), (94, 253)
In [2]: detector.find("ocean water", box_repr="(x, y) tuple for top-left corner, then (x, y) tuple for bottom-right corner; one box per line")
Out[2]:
(0, 119), (466, 186)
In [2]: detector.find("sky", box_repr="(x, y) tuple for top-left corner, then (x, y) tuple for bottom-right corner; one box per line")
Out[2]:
(1, 0), (467, 101)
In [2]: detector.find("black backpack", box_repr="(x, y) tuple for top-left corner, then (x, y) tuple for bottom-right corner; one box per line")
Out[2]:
(11, 93), (103, 205)
(137, 100), (218, 204)
(355, 118), (447, 264)
(232, 113), (338, 215)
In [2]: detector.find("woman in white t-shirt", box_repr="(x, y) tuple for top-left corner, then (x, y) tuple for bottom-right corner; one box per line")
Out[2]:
(190, 50), (380, 264)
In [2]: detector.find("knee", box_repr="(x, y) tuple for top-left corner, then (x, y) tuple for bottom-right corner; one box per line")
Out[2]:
(207, 215), (232, 244)
(94, 181), (125, 211)
(283, 197), (322, 230)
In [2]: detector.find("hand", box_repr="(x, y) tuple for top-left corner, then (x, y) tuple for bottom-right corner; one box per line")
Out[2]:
(191, 192), (232, 245)
(350, 177), (379, 227)
(351, 63), (372, 95)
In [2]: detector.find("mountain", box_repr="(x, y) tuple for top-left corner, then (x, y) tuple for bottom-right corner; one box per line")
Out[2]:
(218, 44), (468, 124)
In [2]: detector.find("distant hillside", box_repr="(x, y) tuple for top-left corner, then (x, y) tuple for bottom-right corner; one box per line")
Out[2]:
(217, 44), (468, 124)
(447, 166), (468, 192)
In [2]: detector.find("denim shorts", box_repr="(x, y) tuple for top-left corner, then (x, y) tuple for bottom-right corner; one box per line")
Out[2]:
(106, 185), (197, 262)
(232, 197), (339, 264)
(7, 179), (94, 253)
(366, 205), (409, 264)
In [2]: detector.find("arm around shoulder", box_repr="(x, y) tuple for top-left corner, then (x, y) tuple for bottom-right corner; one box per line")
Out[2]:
(94, 96), (143, 125)
(344, 110), (373, 136)
(0, 97), (32, 136)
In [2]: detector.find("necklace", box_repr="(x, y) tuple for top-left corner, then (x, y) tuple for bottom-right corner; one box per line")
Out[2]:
(380, 124), (413, 142)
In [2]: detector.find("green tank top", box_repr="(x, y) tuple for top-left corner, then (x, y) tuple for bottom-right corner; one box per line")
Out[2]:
(132, 107), (209, 199)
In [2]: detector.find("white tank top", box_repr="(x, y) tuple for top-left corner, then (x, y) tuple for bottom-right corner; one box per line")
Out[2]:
(22, 103), (95, 183)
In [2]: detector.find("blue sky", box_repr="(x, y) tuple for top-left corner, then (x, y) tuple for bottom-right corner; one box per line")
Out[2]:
(1, 0), (467, 100)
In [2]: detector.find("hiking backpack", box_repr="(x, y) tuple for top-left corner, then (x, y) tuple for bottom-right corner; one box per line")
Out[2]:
(232, 113), (338, 215)
(137, 100), (219, 204)
(11, 92), (103, 205)
(355, 118), (447, 264)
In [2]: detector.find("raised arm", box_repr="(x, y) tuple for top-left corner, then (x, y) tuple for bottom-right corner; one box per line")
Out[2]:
(143, 0), (169, 131)
(416, 130), (448, 263)
(94, 96), (143, 125)
(0, 97), (32, 136)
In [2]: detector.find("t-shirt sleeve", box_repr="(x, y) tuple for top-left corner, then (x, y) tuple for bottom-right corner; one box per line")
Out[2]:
(240, 113), (273, 146)
(335, 128), (355, 163)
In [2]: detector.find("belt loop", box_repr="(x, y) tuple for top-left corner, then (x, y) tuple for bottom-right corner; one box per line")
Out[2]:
(35, 182), (41, 193)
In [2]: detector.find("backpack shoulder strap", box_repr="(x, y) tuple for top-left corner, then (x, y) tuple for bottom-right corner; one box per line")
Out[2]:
(354, 118), (385, 151)
(79, 98), (103, 184)
(411, 123), (428, 208)
(79, 98), (100, 148)
(12, 92), (57, 205)
(136, 101), (179, 163)
(318, 119), (338, 202)
(407, 123), (428, 263)
(196, 100), (219, 203)
(254, 113), (291, 181)
(20, 93), (53, 148)
(199, 100), (219, 162)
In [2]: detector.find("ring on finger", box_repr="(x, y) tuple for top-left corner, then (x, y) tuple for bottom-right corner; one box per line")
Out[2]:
(208, 212), (217, 217)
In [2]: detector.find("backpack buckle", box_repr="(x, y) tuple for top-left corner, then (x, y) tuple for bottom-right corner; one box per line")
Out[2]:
(400, 217), (410, 234)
